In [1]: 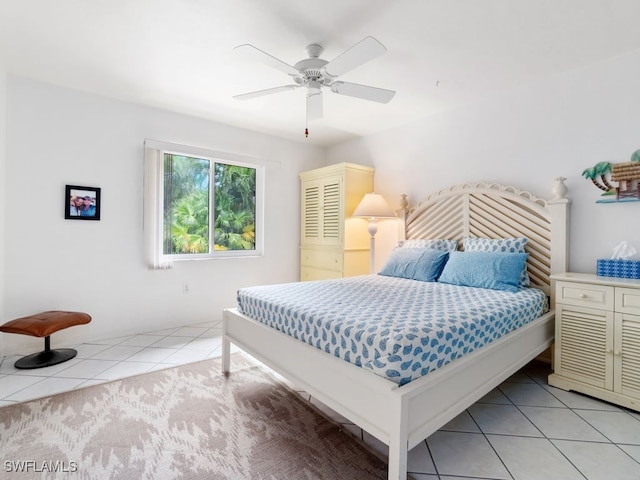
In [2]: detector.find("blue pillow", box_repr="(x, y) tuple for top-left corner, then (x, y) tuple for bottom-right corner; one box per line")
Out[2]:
(437, 251), (528, 292)
(379, 248), (449, 282)
(463, 237), (530, 287)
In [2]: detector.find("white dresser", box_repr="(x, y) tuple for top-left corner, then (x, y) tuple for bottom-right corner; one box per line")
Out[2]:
(549, 272), (640, 411)
(299, 163), (373, 281)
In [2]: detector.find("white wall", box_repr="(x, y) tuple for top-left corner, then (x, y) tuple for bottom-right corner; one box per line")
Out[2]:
(3, 76), (325, 355)
(328, 49), (640, 274)
(0, 72), (6, 355)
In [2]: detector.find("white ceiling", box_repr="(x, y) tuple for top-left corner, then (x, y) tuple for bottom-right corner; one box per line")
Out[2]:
(1, 0), (640, 147)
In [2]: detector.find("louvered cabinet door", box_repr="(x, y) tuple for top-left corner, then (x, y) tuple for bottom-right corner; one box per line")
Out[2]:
(301, 176), (344, 246)
(614, 313), (640, 398)
(614, 288), (640, 399)
(556, 304), (613, 389)
(320, 175), (343, 247)
(301, 180), (322, 245)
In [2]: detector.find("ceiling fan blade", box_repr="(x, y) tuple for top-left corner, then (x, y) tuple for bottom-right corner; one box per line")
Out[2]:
(331, 81), (395, 103)
(234, 44), (299, 76)
(307, 86), (323, 120)
(233, 85), (298, 100)
(323, 36), (387, 78)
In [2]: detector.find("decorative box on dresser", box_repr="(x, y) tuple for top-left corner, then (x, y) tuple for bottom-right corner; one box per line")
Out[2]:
(549, 272), (640, 411)
(299, 163), (374, 281)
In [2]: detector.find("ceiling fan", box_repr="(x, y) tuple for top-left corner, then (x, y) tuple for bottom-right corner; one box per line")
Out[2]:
(233, 36), (395, 137)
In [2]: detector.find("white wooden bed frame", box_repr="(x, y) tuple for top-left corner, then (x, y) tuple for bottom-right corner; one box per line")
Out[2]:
(222, 180), (570, 480)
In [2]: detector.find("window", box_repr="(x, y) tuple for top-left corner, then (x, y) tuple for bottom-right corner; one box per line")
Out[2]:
(144, 141), (264, 268)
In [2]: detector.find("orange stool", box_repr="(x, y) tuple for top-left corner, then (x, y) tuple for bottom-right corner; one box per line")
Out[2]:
(0, 311), (91, 369)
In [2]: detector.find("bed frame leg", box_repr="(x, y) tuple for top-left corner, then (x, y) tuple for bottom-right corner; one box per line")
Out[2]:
(222, 310), (231, 374)
(388, 440), (408, 480)
(389, 396), (409, 479)
(222, 337), (230, 373)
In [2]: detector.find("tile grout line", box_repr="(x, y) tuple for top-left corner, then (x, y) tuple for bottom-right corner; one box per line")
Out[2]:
(530, 366), (640, 462)
(513, 370), (598, 480)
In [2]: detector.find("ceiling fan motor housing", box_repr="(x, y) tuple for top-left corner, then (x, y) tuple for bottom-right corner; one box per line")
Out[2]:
(293, 58), (331, 85)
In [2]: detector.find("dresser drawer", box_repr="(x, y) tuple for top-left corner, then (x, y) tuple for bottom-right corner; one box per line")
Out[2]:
(616, 287), (640, 315)
(301, 248), (343, 271)
(556, 281), (614, 310)
(301, 266), (342, 282)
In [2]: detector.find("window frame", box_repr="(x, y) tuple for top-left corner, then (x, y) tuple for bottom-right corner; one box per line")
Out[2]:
(144, 140), (265, 268)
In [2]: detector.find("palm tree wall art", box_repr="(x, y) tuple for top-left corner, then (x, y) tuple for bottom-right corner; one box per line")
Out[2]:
(582, 149), (640, 203)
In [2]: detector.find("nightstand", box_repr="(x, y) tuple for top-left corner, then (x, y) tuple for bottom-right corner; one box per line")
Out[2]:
(549, 272), (640, 411)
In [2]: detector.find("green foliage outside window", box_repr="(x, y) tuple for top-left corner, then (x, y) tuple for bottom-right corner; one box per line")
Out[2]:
(163, 154), (256, 255)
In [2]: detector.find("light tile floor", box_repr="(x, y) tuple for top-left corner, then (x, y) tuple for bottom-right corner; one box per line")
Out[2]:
(1, 322), (640, 480)
(0, 321), (225, 405)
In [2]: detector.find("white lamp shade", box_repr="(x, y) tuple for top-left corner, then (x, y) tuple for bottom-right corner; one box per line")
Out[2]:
(352, 193), (396, 219)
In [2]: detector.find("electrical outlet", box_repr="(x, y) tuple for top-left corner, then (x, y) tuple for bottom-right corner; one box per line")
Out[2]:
(183, 283), (189, 293)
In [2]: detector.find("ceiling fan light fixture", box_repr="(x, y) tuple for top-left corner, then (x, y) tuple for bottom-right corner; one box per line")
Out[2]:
(306, 82), (323, 122)
(307, 80), (322, 95)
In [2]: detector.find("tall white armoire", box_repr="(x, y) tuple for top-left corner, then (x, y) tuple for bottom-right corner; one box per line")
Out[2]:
(299, 163), (374, 281)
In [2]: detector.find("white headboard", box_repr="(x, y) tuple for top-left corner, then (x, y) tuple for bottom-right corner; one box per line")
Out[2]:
(397, 180), (570, 296)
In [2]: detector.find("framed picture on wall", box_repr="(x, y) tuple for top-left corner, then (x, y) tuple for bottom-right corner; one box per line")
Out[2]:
(65, 185), (101, 220)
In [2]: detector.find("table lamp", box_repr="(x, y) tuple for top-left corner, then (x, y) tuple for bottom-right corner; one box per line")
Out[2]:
(353, 193), (396, 274)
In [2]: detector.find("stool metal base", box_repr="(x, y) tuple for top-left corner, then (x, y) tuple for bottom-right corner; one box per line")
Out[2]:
(14, 348), (78, 369)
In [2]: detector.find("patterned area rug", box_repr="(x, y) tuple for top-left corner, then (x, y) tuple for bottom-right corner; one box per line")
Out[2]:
(0, 354), (387, 479)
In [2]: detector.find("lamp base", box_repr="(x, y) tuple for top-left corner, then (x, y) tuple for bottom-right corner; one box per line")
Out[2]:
(368, 219), (378, 274)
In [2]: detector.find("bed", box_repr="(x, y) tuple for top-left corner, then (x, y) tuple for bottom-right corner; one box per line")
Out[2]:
(222, 180), (570, 480)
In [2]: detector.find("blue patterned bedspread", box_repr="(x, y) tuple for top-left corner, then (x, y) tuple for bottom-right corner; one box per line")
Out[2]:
(236, 275), (547, 386)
